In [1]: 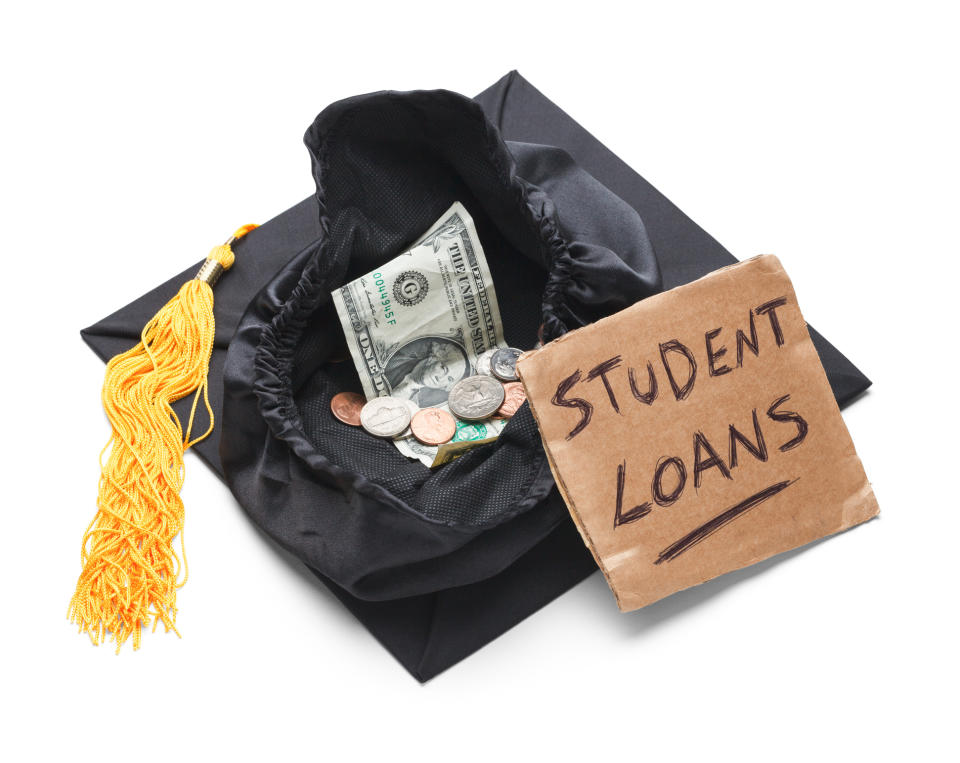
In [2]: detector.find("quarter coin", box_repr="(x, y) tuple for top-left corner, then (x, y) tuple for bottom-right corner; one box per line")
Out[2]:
(360, 396), (413, 438)
(491, 347), (523, 382)
(448, 375), (505, 420)
(475, 348), (499, 376)
(495, 382), (527, 418)
(330, 391), (366, 426)
(410, 408), (457, 446)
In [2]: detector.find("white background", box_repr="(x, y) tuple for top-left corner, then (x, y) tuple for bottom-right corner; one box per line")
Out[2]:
(3, 2), (957, 761)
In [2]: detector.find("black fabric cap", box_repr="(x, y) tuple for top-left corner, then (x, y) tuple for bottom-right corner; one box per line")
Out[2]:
(80, 71), (871, 682)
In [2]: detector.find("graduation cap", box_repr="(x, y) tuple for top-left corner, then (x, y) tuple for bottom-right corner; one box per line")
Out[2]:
(77, 71), (870, 680)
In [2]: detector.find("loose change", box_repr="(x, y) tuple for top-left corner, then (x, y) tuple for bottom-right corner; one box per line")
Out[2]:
(330, 346), (528, 449)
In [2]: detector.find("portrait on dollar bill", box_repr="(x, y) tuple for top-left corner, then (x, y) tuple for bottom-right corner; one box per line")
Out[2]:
(384, 335), (470, 407)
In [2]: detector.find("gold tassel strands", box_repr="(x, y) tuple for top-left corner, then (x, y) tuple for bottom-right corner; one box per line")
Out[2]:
(68, 225), (256, 651)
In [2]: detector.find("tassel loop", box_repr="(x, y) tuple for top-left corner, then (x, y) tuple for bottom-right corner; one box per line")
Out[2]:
(69, 224), (256, 652)
(194, 227), (249, 287)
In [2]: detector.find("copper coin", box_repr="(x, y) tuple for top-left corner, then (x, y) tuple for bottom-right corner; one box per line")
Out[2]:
(410, 408), (457, 446)
(496, 382), (527, 418)
(330, 391), (366, 426)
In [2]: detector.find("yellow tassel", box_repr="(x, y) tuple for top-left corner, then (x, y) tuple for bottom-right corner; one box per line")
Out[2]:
(69, 225), (257, 651)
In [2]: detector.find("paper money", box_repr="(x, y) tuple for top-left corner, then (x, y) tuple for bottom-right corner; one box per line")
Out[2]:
(332, 202), (507, 465)
(419, 418), (506, 467)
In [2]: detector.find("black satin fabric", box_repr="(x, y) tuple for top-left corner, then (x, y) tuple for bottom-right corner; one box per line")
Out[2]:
(80, 72), (871, 682)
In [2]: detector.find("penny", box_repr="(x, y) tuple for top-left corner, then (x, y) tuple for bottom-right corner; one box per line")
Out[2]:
(448, 375), (505, 420)
(491, 347), (523, 382)
(475, 348), (499, 376)
(410, 408), (457, 446)
(330, 391), (366, 426)
(495, 382), (527, 418)
(359, 396), (412, 438)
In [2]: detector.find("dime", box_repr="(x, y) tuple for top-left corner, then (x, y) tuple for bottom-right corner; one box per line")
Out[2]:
(448, 375), (505, 420)
(359, 396), (412, 438)
(475, 347), (499, 377)
(410, 408), (457, 446)
(491, 347), (523, 382)
(330, 391), (366, 426)
(496, 382), (527, 418)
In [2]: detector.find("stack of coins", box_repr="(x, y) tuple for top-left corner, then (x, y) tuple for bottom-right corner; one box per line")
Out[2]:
(330, 346), (529, 451)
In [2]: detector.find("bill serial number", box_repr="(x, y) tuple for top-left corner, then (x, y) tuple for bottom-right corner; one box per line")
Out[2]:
(372, 272), (396, 325)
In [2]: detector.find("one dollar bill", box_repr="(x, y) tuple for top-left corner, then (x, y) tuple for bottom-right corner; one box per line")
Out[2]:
(331, 202), (507, 465)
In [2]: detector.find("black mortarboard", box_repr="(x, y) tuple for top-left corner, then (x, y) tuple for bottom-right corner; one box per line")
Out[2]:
(80, 71), (870, 680)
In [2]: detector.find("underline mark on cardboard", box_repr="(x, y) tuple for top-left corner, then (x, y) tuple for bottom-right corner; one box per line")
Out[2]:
(655, 479), (797, 565)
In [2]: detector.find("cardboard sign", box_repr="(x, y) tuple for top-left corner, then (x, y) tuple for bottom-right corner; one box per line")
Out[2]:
(517, 255), (878, 611)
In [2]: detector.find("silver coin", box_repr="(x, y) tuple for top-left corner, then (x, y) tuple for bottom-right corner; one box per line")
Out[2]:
(491, 347), (523, 382)
(360, 396), (412, 438)
(475, 348), (499, 376)
(394, 399), (420, 440)
(448, 375), (506, 420)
